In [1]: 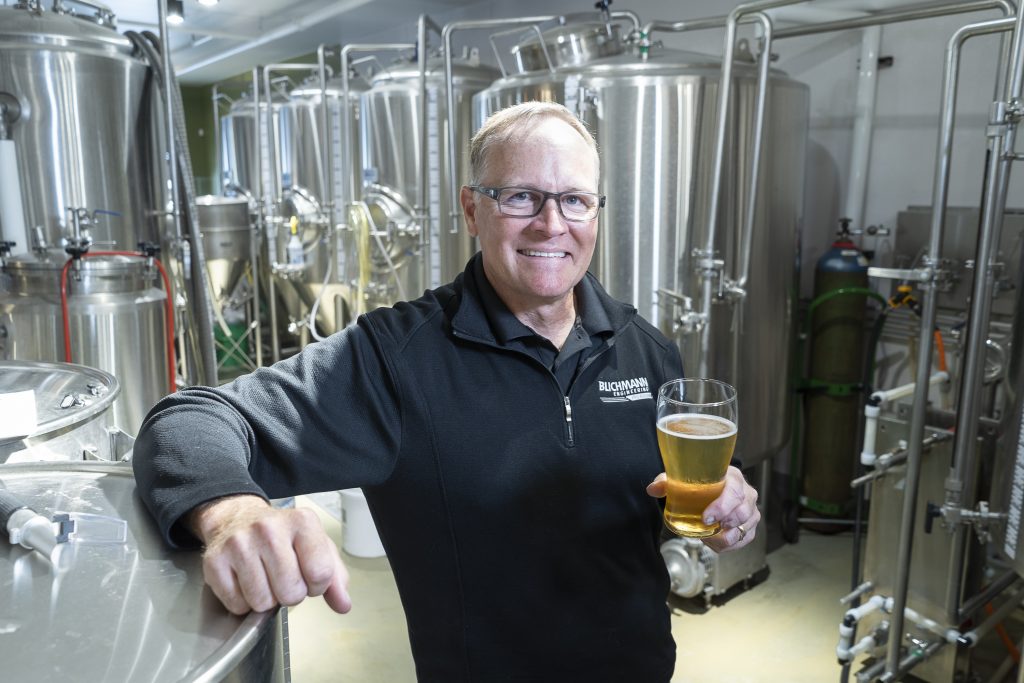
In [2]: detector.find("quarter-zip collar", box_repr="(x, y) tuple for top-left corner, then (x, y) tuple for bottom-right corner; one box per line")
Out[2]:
(450, 253), (635, 346)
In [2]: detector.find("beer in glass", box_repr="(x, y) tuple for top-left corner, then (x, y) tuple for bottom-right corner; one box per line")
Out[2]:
(656, 378), (738, 537)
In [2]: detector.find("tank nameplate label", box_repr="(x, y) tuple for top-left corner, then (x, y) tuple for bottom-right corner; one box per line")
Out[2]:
(1003, 403), (1024, 559)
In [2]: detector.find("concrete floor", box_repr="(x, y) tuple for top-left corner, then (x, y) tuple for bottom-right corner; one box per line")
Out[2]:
(287, 494), (857, 683)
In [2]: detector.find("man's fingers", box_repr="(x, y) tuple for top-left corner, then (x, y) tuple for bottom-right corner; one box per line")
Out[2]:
(257, 518), (310, 607)
(196, 501), (350, 614)
(292, 509), (347, 599)
(646, 473), (667, 498)
(226, 532), (278, 612)
(322, 553), (353, 614)
(202, 554), (249, 615)
(702, 467), (755, 525)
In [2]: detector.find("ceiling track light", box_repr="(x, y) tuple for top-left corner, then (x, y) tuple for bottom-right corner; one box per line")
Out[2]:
(197, 0), (220, 6)
(167, 0), (184, 26)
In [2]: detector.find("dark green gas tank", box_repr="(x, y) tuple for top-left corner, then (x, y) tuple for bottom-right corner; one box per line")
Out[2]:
(801, 236), (870, 518)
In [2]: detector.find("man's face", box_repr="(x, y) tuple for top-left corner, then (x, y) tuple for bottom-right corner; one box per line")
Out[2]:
(461, 117), (599, 314)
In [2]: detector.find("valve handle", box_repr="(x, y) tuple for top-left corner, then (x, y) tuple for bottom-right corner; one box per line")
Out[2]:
(924, 502), (942, 534)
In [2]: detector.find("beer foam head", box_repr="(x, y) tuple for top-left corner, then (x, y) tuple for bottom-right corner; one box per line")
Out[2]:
(658, 414), (737, 439)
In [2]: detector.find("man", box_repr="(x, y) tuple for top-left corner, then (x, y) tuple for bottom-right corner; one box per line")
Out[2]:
(133, 101), (759, 682)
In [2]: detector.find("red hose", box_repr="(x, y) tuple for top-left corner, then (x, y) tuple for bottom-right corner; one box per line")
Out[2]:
(59, 251), (177, 394)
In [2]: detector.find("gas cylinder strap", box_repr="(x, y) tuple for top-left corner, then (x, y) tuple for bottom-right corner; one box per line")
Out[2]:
(800, 378), (863, 397)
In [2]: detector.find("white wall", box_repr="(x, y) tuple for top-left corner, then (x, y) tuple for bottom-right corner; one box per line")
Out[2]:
(347, 0), (1021, 297)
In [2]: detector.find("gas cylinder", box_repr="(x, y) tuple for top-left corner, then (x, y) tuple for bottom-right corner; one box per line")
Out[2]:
(801, 219), (871, 521)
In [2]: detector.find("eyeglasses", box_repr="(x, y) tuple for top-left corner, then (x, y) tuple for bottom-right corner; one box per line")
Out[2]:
(469, 186), (606, 222)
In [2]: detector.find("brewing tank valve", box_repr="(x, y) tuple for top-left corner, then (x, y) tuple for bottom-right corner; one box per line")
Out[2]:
(0, 240), (15, 268)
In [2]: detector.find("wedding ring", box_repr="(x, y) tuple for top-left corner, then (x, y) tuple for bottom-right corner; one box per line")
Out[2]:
(737, 524), (746, 541)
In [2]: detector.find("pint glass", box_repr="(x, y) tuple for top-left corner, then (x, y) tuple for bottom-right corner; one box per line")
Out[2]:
(656, 378), (738, 537)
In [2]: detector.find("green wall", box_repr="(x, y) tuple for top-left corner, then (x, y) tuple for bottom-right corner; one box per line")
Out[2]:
(180, 85), (217, 197)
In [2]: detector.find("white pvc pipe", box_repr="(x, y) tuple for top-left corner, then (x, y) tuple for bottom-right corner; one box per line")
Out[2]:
(837, 594), (886, 660)
(0, 140), (29, 255)
(845, 25), (882, 232)
(871, 371), (949, 405)
(861, 403), (882, 466)
(861, 371), (949, 465)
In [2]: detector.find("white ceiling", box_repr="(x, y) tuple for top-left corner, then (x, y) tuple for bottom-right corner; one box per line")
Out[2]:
(95, 0), (960, 84)
(103, 0), (479, 84)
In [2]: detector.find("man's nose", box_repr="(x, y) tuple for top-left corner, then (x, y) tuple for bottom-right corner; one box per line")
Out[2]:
(531, 197), (568, 234)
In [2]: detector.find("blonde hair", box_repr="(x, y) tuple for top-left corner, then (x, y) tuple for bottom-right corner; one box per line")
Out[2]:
(468, 101), (599, 185)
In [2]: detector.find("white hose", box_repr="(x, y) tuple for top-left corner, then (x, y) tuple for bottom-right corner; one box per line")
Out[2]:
(307, 256), (333, 342)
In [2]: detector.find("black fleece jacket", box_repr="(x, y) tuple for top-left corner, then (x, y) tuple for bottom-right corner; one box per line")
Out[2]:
(134, 253), (683, 682)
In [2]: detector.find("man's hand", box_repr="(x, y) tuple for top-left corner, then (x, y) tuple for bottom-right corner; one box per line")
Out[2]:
(645, 466), (760, 552)
(188, 494), (352, 615)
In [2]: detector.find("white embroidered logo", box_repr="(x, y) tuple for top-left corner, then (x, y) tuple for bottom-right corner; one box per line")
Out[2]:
(598, 376), (652, 403)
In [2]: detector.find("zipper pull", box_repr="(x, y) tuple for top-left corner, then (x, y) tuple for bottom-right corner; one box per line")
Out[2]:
(563, 395), (575, 446)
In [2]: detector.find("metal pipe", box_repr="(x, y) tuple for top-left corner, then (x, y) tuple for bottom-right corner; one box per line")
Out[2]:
(879, 638), (947, 682)
(441, 16), (562, 234)
(242, 70), (263, 368)
(957, 582), (1024, 647)
(958, 572), (1023, 624)
(610, 9), (641, 33)
(1006, 0), (1024, 99)
(885, 13), (1019, 677)
(697, 0), (804, 377)
(158, 0), (181, 247)
(317, 46), (333, 230)
(735, 12), (773, 290)
(945, 11), (1023, 625)
(211, 85), (224, 194)
(251, 67), (279, 363)
(418, 15), (442, 249)
(773, 0), (1016, 38)
(642, 16), (731, 37)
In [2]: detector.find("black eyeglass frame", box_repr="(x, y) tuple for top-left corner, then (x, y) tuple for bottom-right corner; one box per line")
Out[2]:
(468, 185), (606, 222)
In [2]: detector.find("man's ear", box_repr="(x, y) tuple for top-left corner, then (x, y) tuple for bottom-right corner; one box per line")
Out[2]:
(461, 186), (479, 237)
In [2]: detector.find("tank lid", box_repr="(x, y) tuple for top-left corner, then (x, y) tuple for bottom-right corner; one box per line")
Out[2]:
(196, 195), (250, 208)
(4, 250), (149, 274)
(369, 55), (499, 87)
(0, 5), (131, 55)
(226, 89), (290, 112)
(289, 74), (369, 99)
(0, 361), (119, 445)
(486, 44), (772, 82)
(511, 19), (625, 72)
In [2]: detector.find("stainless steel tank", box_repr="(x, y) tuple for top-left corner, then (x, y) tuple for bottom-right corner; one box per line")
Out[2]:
(0, 360), (124, 463)
(197, 195), (253, 310)
(277, 75), (365, 334)
(219, 92), (280, 200)
(220, 75), (365, 338)
(0, 251), (170, 436)
(0, 4), (161, 251)
(0, 461), (286, 682)
(360, 55), (498, 306)
(474, 21), (809, 466)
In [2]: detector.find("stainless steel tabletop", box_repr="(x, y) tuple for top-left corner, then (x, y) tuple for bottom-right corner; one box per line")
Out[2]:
(0, 462), (281, 682)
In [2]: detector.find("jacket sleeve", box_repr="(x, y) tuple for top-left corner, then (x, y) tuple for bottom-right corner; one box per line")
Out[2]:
(132, 315), (402, 548)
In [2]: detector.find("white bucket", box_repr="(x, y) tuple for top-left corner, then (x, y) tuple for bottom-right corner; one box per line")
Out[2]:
(340, 488), (385, 558)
